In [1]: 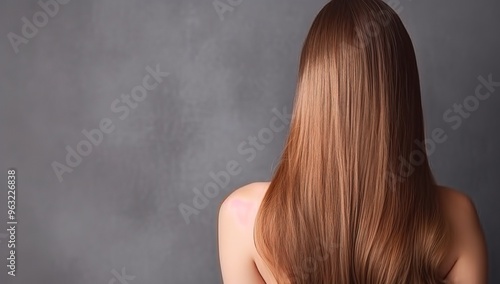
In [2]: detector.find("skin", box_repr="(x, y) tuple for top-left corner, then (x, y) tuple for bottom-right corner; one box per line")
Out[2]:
(218, 182), (488, 284)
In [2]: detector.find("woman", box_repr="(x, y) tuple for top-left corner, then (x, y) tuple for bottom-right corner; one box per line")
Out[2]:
(218, 0), (488, 283)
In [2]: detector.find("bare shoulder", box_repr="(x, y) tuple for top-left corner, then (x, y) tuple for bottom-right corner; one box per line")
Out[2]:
(217, 182), (270, 284)
(437, 186), (485, 235)
(436, 185), (488, 283)
(437, 186), (481, 224)
(219, 182), (270, 230)
(221, 182), (270, 203)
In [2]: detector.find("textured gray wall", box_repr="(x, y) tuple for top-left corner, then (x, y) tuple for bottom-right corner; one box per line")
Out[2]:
(0, 0), (498, 283)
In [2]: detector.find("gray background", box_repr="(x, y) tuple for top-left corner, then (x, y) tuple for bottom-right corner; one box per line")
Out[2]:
(0, 0), (499, 283)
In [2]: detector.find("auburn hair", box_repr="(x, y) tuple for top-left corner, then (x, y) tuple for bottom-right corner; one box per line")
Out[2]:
(254, 0), (451, 283)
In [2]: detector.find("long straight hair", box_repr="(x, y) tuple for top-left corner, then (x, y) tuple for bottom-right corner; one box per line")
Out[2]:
(254, 0), (451, 283)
